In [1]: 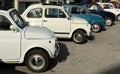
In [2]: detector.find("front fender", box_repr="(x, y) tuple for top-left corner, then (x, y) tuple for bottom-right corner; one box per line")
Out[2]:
(69, 23), (91, 38)
(20, 45), (53, 63)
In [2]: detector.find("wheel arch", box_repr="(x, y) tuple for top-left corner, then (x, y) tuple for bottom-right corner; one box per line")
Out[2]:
(23, 47), (50, 63)
(71, 29), (87, 38)
(116, 14), (120, 21)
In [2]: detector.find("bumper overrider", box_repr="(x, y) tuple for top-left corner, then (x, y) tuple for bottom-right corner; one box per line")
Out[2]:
(87, 30), (95, 40)
(54, 41), (60, 57)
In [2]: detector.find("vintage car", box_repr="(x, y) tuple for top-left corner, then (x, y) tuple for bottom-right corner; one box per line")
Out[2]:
(83, 3), (116, 26)
(22, 4), (93, 44)
(109, 1), (120, 9)
(62, 4), (106, 33)
(0, 8), (59, 72)
(98, 2), (120, 21)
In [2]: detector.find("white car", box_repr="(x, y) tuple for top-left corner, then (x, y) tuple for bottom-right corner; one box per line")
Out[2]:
(22, 4), (93, 44)
(98, 2), (120, 21)
(0, 8), (59, 72)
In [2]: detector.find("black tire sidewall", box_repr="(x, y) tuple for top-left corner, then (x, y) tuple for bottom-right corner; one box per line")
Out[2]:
(117, 15), (120, 21)
(72, 30), (86, 44)
(25, 49), (49, 72)
(105, 18), (113, 26)
(92, 23), (102, 33)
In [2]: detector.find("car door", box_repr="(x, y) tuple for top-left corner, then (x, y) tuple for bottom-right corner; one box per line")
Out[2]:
(43, 8), (71, 38)
(24, 8), (43, 27)
(0, 14), (21, 60)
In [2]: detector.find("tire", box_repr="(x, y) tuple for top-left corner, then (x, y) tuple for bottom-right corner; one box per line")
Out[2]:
(92, 23), (102, 33)
(72, 30), (86, 44)
(117, 15), (120, 21)
(25, 49), (49, 73)
(105, 18), (113, 26)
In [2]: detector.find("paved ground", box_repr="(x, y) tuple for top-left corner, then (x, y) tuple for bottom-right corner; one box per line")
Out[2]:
(1, 21), (120, 74)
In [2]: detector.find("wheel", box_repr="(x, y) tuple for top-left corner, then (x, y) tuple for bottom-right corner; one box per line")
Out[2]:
(25, 49), (49, 73)
(72, 30), (86, 44)
(92, 23), (102, 33)
(117, 15), (120, 21)
(105, 18), (112, 26)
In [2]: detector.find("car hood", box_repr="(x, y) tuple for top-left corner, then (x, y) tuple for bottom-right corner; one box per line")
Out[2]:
(25, 26), (54, 39)
(71, 16), (89, 24)
(90, 14), (103, 20)
(73, 14), (103, 20)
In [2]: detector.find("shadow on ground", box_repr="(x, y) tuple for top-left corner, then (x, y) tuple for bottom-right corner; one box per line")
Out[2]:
(0, 43), (69, 73)
(58, 36), (95, 44)
(98, 65), (120, 74)
(0, 64), (27, 74)
(48, 42), (70, 72)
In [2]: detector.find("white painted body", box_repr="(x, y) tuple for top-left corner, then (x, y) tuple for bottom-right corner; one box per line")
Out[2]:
(98, 3), (120, 16)
(22, 4), (92, 39)
(0, 9), (59, 64)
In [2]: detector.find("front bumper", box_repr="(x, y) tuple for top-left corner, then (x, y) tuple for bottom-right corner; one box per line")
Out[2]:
(54, 41), (60, 57)
(87, 31), (95, 40)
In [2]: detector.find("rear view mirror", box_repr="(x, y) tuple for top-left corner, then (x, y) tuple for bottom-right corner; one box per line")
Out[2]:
(67, 17), (71, 20)
(10, 25), (19, 32)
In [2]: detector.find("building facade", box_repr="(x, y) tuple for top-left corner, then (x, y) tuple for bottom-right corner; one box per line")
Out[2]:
(0, 0), (119, 13)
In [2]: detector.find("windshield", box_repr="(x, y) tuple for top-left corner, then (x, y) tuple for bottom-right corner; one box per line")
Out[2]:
(113, 3), (120, 8)
(83, 6), (91, 14)
(10, 10), (26, 29)
(86, 4), (103, 11)
(64, 7), (72, 17)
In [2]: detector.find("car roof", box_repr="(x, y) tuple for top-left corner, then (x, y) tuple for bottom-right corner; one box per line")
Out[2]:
(28, 3), (62, 9)
(62, 3), (84, 7)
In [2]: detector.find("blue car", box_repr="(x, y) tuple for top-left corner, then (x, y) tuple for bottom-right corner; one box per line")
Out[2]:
(83, 3), (116, 26)
(63, 4), (106, 33)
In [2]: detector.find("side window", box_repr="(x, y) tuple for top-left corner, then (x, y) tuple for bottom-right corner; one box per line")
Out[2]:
(64, 7), (71, 13)
(45, 8), (66, 18)
(103, 4), (109, 9)
(71, 7), (80, 14)
(88, 5), (98, 11)
(27, 8), (42, 18)
(0, 15), (11, 30)
(71, 7), (86, 14)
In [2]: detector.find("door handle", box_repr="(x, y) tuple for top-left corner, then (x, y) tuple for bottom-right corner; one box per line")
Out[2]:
(43, 20), (47, 22)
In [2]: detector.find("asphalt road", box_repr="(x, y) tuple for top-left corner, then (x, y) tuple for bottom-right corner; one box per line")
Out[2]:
(1, 21), (120, 74)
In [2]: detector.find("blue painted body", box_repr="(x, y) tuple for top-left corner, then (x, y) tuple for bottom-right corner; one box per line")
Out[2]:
(63, 4), (106, 29)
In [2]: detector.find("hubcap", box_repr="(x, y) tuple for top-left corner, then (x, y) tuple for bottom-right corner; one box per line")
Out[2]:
(74, 33), (82, 42)
(106, 19), (112, 26)
(29, 54), (45, 70)
(118, 16), (120, 21)
(92, 24), (100, 32)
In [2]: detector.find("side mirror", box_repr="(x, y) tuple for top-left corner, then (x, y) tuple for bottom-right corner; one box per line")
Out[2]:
(67, 17), (71, 20)
(26, 21), (29, 24)
(10, 25), (19, 32)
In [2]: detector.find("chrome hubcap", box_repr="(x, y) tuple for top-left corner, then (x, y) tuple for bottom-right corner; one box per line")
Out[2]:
(118, 16), (120, 21)
(29, 54), (45, 70)
(106, 19), (112, 26)
(92, 24), (99, 32)
(74, 33), (82, 42)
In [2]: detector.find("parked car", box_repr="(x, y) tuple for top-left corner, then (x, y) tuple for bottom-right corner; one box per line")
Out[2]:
(62, 4), (106, 33)
(97, 2), (120, 21)
(82, 3), (116, 26)
(109, 1), (120, 9)
(0, 8), (59, 72)
(22, 4), (93, 44)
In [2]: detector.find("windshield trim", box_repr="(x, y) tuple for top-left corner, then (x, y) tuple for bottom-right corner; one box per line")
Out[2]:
(10, 10), (26, 29)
